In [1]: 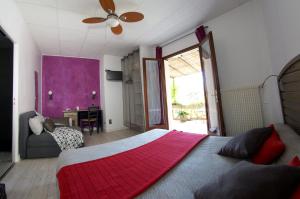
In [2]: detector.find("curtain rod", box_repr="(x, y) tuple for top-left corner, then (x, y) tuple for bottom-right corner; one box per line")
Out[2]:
(160, 26), (208, 48)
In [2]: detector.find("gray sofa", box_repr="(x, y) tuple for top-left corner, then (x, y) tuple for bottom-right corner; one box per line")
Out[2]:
(19, 111), (61, 159)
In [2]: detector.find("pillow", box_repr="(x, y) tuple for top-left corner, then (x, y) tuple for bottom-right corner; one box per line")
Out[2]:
(252, 129), (285, 164)
(194, 161), (300, 199)
(289, 156), (300, 166)
(291, 183), (300, 199)
(43, 119), (56, 132)
(29, 116), (43, 135)
(289, 156), (300, 199)
(35, 111), (45, 123)
(218, 127), (272, 159)
(273, 124), (300, 164)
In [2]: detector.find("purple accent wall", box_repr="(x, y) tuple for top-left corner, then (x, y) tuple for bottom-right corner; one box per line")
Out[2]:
(42, 56), (100, 117)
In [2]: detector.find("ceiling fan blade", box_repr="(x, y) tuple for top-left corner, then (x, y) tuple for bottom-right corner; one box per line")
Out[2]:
(119, 12), (144, 22)
(82, 17), (106, 24)
(99, 0), (115, 14)
(111, 24), (123, 35)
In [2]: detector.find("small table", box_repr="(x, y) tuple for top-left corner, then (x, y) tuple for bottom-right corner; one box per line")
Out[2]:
(63, 111), (78, 126)
(63, 109), (103, 132)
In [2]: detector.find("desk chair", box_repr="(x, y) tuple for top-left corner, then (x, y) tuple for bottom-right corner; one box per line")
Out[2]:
(80, 106), (99, 135)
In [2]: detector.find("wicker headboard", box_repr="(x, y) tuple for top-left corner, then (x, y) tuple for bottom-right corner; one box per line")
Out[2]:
(278, 55), (300, 135)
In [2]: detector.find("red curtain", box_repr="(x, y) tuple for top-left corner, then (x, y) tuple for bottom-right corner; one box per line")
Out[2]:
(155, 46), (164, 123)
(156, 46), (162, 59)
(195, 25), (206, 42)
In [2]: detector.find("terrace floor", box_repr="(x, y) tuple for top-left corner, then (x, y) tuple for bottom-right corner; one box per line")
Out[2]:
(170, 119), (208, 134)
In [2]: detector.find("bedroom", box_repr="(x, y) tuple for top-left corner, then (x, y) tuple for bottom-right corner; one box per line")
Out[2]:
(0, 0), (300, 198)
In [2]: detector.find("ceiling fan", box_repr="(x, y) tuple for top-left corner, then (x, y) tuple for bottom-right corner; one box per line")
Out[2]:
(82, 0), (144, 35)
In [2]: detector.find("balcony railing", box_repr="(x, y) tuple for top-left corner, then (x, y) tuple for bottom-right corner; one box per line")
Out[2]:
(172, 104), (206, 120)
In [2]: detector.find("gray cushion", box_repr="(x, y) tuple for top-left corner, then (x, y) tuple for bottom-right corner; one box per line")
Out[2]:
(29, 116), (43, 135)
(27, 132), (58, 148)
(218, 127), (272, 159)
(195, 161), (300, 199)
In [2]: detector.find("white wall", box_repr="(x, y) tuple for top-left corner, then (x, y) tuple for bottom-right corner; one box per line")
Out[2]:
(139, 46), (155, 63)
(205, 0), (272, 91)
(260, 0), (300, 75)
(162, 0), (275, 132)
(258, 0), (300, 123)
(102, 55), (125, 132)
(0, 0), (41, 161)
(206, 0), (276, 126)
(162, 33), (198, 58)
(164, 0), (271, 90)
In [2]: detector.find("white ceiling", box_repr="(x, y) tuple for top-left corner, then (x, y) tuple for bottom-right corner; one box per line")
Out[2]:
(15, 0), (249, 58)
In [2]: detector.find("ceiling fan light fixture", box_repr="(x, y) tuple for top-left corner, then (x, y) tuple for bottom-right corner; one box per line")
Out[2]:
(82, 0), (144, 35)
(107, 14), (120, 28)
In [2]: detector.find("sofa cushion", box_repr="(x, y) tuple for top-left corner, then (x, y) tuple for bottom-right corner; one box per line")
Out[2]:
(35, 111), (45, 123)
(27, 132), (58, 148)
(29, 116), (43, 135)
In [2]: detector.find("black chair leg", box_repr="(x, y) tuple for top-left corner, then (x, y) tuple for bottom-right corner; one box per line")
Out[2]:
(80, 121), (85, 134)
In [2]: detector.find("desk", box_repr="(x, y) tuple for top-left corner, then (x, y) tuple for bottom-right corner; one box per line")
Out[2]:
(63, 109), (103, 132)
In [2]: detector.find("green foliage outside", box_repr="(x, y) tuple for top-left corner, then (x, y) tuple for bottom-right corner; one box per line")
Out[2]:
(171, 78), (178, 105)
(178, 110), (189, 117)
(178, 110), (189, 122)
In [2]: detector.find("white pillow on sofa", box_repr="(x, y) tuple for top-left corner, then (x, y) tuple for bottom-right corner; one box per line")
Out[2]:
(29, 116), (43, 135)
(35, 111), (45, 123)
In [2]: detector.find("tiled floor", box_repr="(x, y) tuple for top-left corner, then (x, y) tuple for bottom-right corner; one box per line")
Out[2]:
(0, 152), (13, 178)
(83, 128), (140, 146)
(1, 129), (140, 199)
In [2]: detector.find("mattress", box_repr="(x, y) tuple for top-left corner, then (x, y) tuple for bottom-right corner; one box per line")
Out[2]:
(57, 129), (238, 198)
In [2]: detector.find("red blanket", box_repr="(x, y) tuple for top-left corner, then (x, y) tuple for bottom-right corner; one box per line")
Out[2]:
(57, 130), (208, 199)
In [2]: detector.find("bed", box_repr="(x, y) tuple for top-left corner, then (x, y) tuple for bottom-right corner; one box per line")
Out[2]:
(56, 124), (300, 198)
(57, 130), (236, 198)
(56, 55), (300, 198)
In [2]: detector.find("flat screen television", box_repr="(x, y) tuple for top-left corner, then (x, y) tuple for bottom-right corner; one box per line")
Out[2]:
(106, 70), (123, 81)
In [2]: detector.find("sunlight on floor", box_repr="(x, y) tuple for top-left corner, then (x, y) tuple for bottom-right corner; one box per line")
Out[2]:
(170, 120), (208, 134)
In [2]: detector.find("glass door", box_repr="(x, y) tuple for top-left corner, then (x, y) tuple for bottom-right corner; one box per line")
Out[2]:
(143, 58), (169, 130)
(200, 32), (225, 136)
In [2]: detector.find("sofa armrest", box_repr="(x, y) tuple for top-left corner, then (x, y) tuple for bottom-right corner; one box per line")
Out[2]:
(19, 111), (37, 159)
